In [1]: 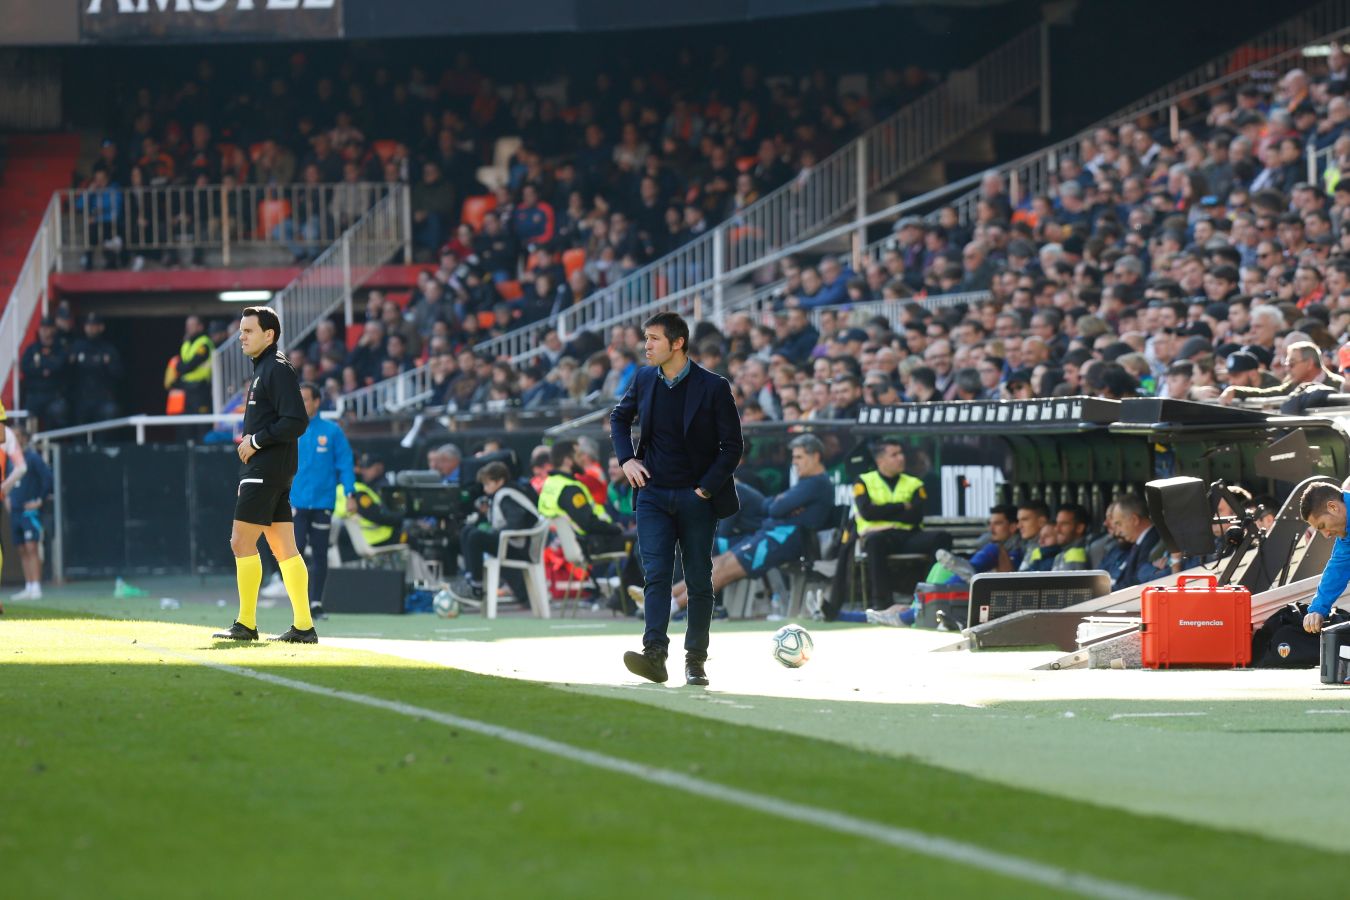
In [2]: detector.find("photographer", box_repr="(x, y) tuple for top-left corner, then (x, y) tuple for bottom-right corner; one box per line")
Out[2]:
(449, 462), (541, 607)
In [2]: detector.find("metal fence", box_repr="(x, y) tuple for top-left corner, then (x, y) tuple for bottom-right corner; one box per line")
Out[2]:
(471, 26), (1046, 366)
(0, 195), (58, 410)
(212, 186), (410, 411)
(57, 181), (405, 268)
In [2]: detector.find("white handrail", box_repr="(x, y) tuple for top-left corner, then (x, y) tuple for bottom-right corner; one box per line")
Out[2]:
(211, 185), (409, 412)
(470, 26), (1046, 364)
(0, 195), (59, 410)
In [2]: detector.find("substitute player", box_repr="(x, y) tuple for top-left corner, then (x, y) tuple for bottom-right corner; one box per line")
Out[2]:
(213, 307), (315, 643)
(0, 402), (27, 614)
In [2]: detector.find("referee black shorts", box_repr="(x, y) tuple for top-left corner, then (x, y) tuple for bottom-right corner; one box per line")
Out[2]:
(234, 477), (293, 526)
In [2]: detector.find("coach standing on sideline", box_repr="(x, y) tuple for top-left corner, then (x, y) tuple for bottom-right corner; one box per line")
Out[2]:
(290, 381), (357, 621)
(611, 312), (743, 686)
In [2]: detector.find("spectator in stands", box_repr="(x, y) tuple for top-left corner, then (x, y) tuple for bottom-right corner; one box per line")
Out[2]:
(411, 161), (456, 258)
(512, 183), (555, 250)
(346, 320), (386, 386)
(1220, 339), (1339, 412)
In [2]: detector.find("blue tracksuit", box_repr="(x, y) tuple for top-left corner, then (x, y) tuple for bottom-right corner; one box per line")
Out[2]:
(1311, 490), (1350, 616)
(290, 416), (354, 511)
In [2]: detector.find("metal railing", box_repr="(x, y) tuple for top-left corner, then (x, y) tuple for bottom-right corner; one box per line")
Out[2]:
(949, 1), (1350, 226)
(57, 181), (407, 268)
(211, 186), (410, 412)
(470, 26), (1046, 366)
(338, 364), (436, 419)
(0, 195), (59, 410)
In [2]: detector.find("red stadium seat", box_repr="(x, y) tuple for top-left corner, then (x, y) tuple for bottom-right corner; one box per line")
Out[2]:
(461, 194), (497, 232)
(257, 199), (292, 239)
(562, 248), (586, 281)
(346, 323), (365, 351)
(497, 280), (523, 301)
(385, 291), (412, 309)
(477, 311), (496, 329)
(373, 140), (405, 163)
(736, 155), (756, 173)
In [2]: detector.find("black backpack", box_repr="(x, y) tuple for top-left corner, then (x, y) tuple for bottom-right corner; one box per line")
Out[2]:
(1251, 603), (1349, 668)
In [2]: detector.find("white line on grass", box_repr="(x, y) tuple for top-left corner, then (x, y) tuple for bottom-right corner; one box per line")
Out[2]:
(434, 627), (491, 633)
(1305, 709), (1350, 715)
(145, 645), (1177, 900)
(1107, 712), (1209, 721)
(548, 623), (610, 630)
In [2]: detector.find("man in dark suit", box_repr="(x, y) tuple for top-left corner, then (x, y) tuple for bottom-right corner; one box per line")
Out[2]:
(1110, 493), (1168, 591)
(611, 311), (744, 686)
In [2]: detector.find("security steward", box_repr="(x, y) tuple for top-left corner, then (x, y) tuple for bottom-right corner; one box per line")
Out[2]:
(834, 438), (952, 613)
(70, 313), (123, 424)
(537, 439), (624, 554)
(337, 452), (405, 560)
(175, 315), (214, 414)
(20, 317), (72, 430)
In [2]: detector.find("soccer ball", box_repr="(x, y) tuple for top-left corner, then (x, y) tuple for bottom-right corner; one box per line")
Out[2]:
(433, 589), (460, 619)
(771, 623), (814, 668)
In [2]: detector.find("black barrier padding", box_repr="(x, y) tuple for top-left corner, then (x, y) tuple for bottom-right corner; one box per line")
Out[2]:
(190, 446), (242, 574)
(61, 447), (127, 575)
(125, 445), (190, 571)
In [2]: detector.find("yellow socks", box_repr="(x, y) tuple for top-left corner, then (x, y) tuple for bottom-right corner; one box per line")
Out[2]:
(278, 554), (313, 630)
(234, 554), (261, 629)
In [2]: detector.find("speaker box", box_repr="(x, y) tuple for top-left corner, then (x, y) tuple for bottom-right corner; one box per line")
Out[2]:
(1145, 476), (1213, 557)
(322, 567), (406, 614)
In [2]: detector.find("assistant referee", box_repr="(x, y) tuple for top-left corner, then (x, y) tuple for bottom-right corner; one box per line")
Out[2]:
(213, 307), (316, 643)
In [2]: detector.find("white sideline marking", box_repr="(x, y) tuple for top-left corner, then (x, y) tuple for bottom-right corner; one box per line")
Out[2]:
(1306, 709), (1350, 715)
(1107, 712), (1209, 721)
(146, 645), (1177, 900)
(548, 623), (609, 630)
(434, 627), (491, 634)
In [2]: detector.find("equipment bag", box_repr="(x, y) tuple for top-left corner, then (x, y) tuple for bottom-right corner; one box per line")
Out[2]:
(1252, 602), (1349, 668)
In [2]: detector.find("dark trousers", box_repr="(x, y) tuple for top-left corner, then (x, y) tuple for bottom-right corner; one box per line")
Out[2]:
(293, 508), (332, 609)
(636, 485), (717, 656)
(859, 528), (953, 604)
(459, 524), (528, 600)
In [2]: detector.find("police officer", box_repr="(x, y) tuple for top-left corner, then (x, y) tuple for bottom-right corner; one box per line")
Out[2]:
(537, 440), (623, 551)
(20, 317), (71, 430)
(337, 453), (404, 559)
(289, 382), (356, 620)
(175, 315), (214, 414)
(846, 438), (952, 609)
(70, 313), (123, 424)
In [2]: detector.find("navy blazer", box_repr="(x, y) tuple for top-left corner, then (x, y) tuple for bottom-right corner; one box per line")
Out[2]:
(610, 360), (744, 519)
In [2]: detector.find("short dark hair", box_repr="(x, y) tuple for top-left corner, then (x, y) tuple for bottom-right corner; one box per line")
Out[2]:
(477, 461), (511, 485)
(242, 306), (281, 343)
(1017, 499), (1051, 519)
(990, 503), (1018, 524)
(549, 439), (577, 469)
(643, 311), (690, 353)
(1056, 502), (1090, 528)
(1301, 482), (1342, 520)
(299, 381), (321, 400)
(870, 437), (903, 459)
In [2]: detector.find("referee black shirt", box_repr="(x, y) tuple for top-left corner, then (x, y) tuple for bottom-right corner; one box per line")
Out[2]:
(241, 344), (308, 484)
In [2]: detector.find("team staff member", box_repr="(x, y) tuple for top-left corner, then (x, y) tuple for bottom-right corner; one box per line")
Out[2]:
(1300, 483), (1350, 633)
(290, 381), (356, 621)
(611, 311), (744, 687)
(70, 313), (123, 424)
(844, 438), (952, 610)
(537, 439), (624, 550)
(213, 307), (316, 644)
(174, 315), (214, 415)
(0, 404), (28, 612)
(8, 428), (51, 601)
(337, 453), (405, 558)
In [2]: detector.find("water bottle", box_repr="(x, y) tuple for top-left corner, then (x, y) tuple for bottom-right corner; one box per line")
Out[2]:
(767, 592), (785, 622)
(159, 597), (181, 610)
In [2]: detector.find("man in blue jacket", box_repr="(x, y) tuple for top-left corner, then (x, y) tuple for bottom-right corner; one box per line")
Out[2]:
(1300, 482), (1350, 633)
(291, 381), (356, 620)
(611, 311), (744, 686)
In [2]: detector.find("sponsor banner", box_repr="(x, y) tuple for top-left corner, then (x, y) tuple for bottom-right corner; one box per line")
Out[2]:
(80, 0), (341, 43)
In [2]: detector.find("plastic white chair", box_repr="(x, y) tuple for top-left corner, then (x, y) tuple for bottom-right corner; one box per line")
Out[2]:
(482, 517), (551, 619)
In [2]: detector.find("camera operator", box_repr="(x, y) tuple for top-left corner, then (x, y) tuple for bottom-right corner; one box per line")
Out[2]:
(449, 461), (541, 606)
